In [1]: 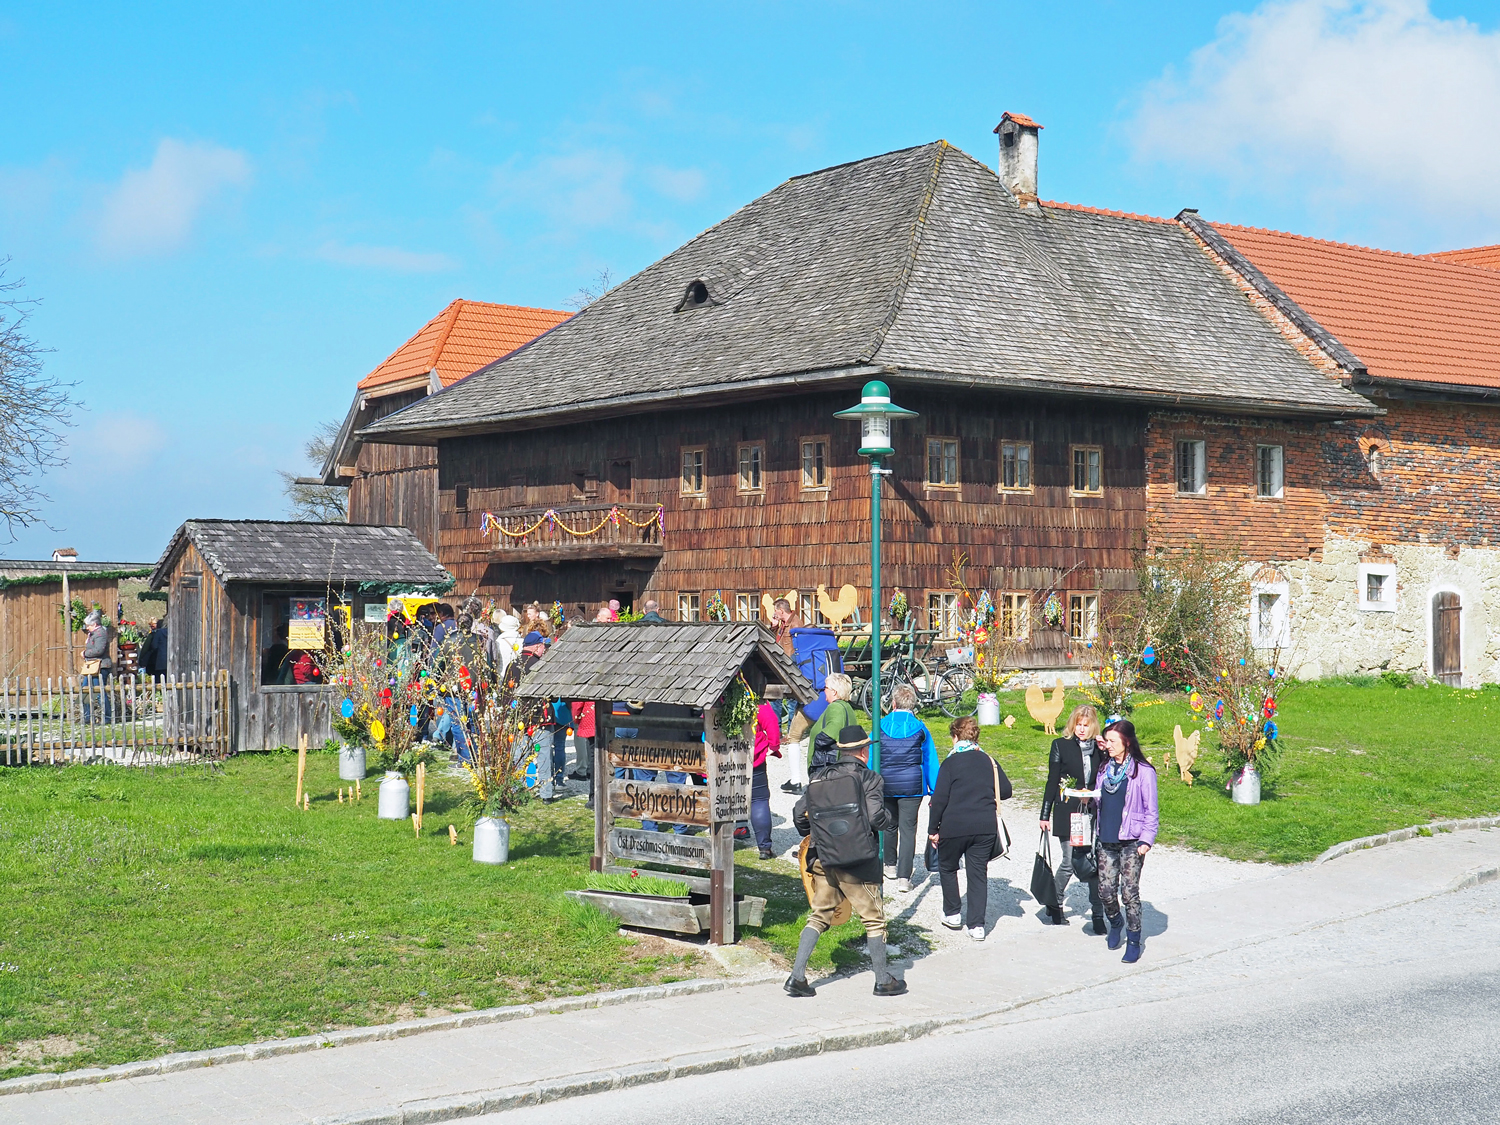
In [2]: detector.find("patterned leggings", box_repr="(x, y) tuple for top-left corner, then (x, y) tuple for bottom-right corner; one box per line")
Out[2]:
(1098, 841), (1146, 932)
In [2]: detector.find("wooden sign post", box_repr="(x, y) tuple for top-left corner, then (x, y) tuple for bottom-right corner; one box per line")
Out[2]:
(590, 703), (752, 945)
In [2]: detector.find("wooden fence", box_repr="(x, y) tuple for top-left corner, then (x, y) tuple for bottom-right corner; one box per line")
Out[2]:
(0, 671), (231, 766)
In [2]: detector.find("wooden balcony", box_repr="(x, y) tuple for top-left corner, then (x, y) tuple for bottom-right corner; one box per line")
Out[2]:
(468, 503), (665, 563)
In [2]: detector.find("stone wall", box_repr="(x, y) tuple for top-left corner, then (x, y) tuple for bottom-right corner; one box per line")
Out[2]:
(1276, 532), (1500, 687)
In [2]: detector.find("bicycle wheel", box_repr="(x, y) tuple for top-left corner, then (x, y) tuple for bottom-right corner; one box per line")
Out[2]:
(936, 669), (978, 718)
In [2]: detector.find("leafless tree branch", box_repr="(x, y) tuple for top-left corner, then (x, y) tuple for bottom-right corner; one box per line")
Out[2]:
(279, 420), (348, 522)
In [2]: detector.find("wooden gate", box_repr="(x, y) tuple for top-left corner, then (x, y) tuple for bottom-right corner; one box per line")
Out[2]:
(1432, 592), (1462, 687)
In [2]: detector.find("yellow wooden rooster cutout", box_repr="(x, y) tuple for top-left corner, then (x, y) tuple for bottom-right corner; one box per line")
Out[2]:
(760, 590), (799, 622)
(816, 584), (860, 626)
(1173, 725), (1201, 784)
(1025, 679), (1067, 736)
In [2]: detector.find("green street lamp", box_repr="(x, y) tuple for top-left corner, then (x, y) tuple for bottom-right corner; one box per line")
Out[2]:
(835, 379), (918, 769)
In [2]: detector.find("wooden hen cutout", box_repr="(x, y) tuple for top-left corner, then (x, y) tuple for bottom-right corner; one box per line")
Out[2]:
(1025, 679), (1067, 735)
(760, 590), (799, 622)
(816, 583), (860, 626)
(1173, 725), (1201, 784)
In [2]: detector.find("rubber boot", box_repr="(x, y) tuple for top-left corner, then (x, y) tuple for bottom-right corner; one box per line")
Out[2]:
(1106, 912), (1125, 951)
(1122, 929), (1142, 963)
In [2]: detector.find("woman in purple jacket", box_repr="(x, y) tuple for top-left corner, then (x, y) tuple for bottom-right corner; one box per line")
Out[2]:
(1092, 719), (1158, 964)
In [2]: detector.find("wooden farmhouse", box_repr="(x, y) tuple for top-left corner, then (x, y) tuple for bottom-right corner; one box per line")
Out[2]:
(319, 299), (570, 552)
(347, 113), (1500, 685)
(148, 519), (451, 750)
(1, 558), (153, 680)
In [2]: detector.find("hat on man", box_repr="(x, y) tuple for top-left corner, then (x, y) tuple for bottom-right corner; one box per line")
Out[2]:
(835, 724), (870, 750)
(523, 631), (544, 646)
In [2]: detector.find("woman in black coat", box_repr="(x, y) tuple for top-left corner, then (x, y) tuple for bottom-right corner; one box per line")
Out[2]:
(1039, 704), (1105, 932)
(926, 715), (1012, 942)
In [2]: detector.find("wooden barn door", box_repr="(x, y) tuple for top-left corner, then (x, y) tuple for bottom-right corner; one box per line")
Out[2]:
(1432, 592), (1462, 686)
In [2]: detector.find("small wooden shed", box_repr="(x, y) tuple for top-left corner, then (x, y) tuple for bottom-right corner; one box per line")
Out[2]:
(148, 520), (452, 752)
(1, 560), (154, 680)
(518, 621), (814, 944)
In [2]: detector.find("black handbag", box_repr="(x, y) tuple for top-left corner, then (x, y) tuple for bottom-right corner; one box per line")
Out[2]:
(1029, 831), (1060, 913)
(1071, 842), (1099, 880)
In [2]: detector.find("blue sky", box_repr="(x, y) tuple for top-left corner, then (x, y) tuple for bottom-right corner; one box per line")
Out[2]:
(3, 0), (1499, 561)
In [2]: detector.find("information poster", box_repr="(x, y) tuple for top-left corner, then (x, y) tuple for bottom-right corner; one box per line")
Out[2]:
(288, 597), (327, 650)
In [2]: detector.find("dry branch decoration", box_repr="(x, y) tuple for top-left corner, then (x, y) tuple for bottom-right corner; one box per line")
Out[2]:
(946, 551), (1024, 693)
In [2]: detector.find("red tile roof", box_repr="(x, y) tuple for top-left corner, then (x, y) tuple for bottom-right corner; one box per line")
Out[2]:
(994, 112), (1043, 131)
(1423, 244), (1500, 271)
(1042, 199), (1172, 225)
(1213, 223), (1500, 390)
(357, 300), (571, 394)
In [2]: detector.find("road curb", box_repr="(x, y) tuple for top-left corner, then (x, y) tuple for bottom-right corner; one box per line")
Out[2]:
(0, 972), (781, 1098)
(1313, 816), (1500, 864)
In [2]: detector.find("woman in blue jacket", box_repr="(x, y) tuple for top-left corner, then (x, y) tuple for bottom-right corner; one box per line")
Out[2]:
(878, 683), (940, 893)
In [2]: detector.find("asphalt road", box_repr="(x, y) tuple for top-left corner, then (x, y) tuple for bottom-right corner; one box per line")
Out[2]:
(488, 879), (1500, 1123)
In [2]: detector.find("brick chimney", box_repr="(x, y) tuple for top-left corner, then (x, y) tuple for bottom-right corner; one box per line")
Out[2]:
(994, 112), (1042, 205)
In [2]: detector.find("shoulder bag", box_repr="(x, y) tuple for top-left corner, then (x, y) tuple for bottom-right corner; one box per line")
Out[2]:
(989, 756), (1012, 862)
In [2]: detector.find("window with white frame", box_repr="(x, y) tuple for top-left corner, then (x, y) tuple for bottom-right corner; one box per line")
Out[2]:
(1250, 581), (1290, 647)
(1176, 440), (1206, 495)
(735, 593), (756, 621)
(677, 593), (700, 621)
(1000, 592), (1030, 640)
(737, 443), (763, 492)
(680, 447), (706, 496)
(926, 438), (960, 486)
(1257, 444), (1284, 498)
(1071, 446), (1102, 495)
(798, 591), (825, 626)
(800, 438), (828, 490)
(1358, 563), (1397, 612)
(1068, 593), (1098, 640)
(928, 592), (961, 638)
(1000, 441), (1032, 491)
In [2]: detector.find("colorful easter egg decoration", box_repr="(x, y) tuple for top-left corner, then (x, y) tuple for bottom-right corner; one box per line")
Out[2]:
(1264, 720), (1279, 739)
(1142, 645), (1156, 665)
(370, 720), (386, 742)
(340, 698), (354, 719)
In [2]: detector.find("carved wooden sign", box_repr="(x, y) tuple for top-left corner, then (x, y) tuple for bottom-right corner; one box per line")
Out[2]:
(608, 779), (710, 827)
(608, 738), (707, 774)
(708, 735), (751, 824)
(607, 826), (712, 869)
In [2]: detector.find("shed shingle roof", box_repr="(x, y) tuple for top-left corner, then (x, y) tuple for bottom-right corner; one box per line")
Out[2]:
(361, 142), (1372, 444)
(149, 521), (451, 590)
(515, 622), (815, 709)
(1215, 223), (1500, 392)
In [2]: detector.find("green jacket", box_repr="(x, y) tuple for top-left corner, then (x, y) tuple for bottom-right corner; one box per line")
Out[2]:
(806, 698), (859, 766)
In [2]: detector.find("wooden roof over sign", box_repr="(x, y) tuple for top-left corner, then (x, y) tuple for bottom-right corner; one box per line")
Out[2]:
(516, 621), (816, 708)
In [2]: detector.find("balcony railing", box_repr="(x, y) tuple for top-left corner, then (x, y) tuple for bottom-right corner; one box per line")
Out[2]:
(473, 503), (665, 561)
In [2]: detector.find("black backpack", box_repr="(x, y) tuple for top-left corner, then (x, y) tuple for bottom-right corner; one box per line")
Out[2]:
(805, 767), (877, 869)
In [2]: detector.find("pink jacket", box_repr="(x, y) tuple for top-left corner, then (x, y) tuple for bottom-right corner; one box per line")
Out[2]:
(753, 703), (781, 768)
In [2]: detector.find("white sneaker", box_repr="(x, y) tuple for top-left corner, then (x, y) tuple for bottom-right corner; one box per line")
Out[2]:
(883, 866), (898, 880)
(968, 926), (986, 941)
(942, 914), (963, 930)
(896, 878), (912, 894)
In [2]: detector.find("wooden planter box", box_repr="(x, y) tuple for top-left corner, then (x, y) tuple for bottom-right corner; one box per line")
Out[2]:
(566, 889), (766, 936)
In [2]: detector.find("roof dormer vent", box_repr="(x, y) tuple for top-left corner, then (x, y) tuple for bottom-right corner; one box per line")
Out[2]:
(675, 279), (714, 312)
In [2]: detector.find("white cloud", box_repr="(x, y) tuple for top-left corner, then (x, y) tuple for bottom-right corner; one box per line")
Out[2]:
(645, 165), (707, 203)
(98, 139), (250, 256)
(1133, 1), (1500, 217)
(65, 413), (167, 477)
(314, 241), (457, 272)
(489, 150), (710, 231)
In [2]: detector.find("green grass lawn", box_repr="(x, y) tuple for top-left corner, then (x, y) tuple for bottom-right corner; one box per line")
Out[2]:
(955, 679), (1500, 864)
(5, 677), (1498, 1077)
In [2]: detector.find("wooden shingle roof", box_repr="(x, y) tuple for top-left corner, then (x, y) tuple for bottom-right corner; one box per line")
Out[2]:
(516, 622), (816, 708)
(148, 520), (452, 590)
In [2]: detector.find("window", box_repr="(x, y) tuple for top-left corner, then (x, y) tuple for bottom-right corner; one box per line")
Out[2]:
(677, 593), (701, 621)
(999, 593), (1030, 640)
(1071, 446), (1102, 495)
(735, 593), (756, 622)
(1358, 563), (1397, 612)
(1368, 448), (1382, 479)
(454, 483), (470, 512)
(737, 443), (764, 492)
(800, 438), (828, 490)
(926, 438), (960, 486)
(928, 592), (961, 638)
(680, 447), (706, 496)
(1250, 581), (1291, 647)
(1257, 444), (1284, 499)
(799, 591), (825, 626)
(1000, 441), (1032, 491)
(1176, 439), (1206, 495)
(1068, 594), (1098, 640)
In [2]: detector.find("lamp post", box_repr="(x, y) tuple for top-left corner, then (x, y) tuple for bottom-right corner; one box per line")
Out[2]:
(835, 380), (917, 770)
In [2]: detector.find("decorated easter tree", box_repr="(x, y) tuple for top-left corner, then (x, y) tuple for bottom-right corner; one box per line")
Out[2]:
(946, 551), (1024, 693)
